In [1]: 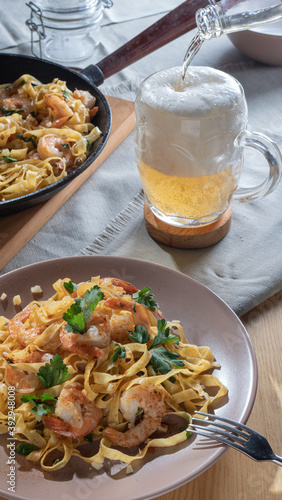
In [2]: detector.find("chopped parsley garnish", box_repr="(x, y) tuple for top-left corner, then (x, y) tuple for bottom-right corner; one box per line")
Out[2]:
(148, 320), (183, 374)
(86, 139), (91, 150)
(132, 287), (158, 311)
(61, 143), (70, 149)
(20, 393), (56, 416)
(110, 343), (126, 362)
(2, 107), (24, 116)
(16, 133), (37, 148)
(36, 354), (70, 388)
(85, 433), (93, 442)
(149, 346), (184, 374)
(63, 90), (69, 99)
(62, 285), (104, 334)
(15, 442), (35, 456)
(5, 80), (25, 92)
(2, 156), (17, 163)
(128, 325), (150, 344)
(186, 431), (191, 439)
(63, 280), (79, 294)
(150, 319), (180, 349)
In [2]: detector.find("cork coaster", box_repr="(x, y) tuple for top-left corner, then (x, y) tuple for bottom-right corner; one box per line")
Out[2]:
(144, 201), (232, 249)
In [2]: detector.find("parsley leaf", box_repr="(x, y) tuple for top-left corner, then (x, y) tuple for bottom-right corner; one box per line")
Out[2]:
(128, 325), (150, 344)
(63, 90), (69, 99)
(36, 354), (70, 388)
(110, 343), (126, 362)
(61, 143), (70, 149)
(2, 107), (24, 116)
(2, 156), (17, 163)
(15, 442), (35, 456)
(149, 346), (185, 374)
(16, 133), (37, 148)
(132, 287), (158, 311)
(20, 393), (56, 416)
(186, 431), (191, 439)
(85, 433), (93, 442)
(63, 280), (79, 294)
(150, 319), (180, 349)
(62, 285), (104, 334)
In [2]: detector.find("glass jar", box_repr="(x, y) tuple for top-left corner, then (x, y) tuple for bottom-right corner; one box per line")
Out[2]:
(26, 0), (113, 63)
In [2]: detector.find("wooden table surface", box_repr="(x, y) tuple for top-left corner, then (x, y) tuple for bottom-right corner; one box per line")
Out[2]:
(0, 290), (281, 500)
(154, 290), (282, 500)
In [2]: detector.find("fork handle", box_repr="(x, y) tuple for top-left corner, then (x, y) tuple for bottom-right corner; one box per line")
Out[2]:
(272, 456), (282, 466)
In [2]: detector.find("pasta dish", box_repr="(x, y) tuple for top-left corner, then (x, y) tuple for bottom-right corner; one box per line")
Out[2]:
(0, 74), (101, 202)
(0, 276), (227, 472)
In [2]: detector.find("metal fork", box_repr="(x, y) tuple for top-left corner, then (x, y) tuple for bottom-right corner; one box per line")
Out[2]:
(189, 411), (282, 466)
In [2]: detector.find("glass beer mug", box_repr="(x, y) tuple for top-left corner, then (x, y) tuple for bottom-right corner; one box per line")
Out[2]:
(135, 66), (282, 227)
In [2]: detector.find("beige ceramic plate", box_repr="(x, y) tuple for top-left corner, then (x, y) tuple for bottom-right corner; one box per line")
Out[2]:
(0, 256), (257, 500)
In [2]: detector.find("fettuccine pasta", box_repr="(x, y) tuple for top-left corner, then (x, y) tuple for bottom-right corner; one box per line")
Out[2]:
(0, 276), (227, 472)
(0, 74), (102, 201)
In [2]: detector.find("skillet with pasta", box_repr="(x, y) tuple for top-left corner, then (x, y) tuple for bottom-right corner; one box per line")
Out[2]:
(0, 74), (101, 202)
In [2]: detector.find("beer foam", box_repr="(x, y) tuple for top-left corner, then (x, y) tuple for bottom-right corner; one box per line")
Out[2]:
(135, 66), (248, 176)
(140, 66), (243, 118)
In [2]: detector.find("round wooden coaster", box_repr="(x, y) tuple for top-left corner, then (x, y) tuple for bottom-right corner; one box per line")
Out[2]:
(144, 202), (232, 249)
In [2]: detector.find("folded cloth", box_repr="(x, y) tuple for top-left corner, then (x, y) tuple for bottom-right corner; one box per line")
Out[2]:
(81, 62), (282, 317)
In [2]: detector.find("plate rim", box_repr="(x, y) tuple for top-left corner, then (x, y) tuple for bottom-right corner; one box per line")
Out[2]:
(0, 255), (258, 500)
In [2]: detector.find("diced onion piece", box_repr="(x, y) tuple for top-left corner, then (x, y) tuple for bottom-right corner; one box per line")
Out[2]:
(13, 295), (21, 306)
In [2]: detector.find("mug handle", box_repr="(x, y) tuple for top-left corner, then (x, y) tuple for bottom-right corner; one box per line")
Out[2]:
(233, 130), (282, 203)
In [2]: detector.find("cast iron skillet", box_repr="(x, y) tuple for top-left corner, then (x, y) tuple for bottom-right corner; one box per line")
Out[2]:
(0, 53), (111, 216)
(0, 0), (204, 216)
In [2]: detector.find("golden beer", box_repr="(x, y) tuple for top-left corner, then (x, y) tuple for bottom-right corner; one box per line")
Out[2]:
(138, 160), (236, 224)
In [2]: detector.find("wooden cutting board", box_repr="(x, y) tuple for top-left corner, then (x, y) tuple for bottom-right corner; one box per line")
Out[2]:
(0, 96), (135, 271)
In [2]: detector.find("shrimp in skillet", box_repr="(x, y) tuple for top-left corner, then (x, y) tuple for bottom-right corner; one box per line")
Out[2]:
(103, 385), (166, 448)
(43, 383), (102, 439)
(37, 134), (74, 174)
(43, 93), (73, 128)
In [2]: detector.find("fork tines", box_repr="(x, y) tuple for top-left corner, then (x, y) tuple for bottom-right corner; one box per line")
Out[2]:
(190, 411), (250, 449)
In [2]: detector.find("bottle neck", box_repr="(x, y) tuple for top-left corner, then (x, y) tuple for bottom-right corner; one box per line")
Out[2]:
(196, 1), (282, 40)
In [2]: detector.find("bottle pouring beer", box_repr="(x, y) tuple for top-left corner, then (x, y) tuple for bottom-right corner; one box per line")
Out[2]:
(182, 0), (282, 78)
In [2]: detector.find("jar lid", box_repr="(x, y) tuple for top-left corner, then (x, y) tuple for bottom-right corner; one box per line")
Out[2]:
(36, 0), (102, 13)
(34, 0), (104, 29)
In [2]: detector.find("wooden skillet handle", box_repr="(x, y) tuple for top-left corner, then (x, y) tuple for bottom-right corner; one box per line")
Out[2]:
(96, 0), (207, 80)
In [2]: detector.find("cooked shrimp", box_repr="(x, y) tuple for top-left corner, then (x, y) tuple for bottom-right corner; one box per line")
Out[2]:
(43, 383), (102, 438)
(101, 277), (139, 295)
(73, 90), (96, 109)
(59, 312), (110, 357)
(4, 364), (41, 393)
(2, 96), (33, 118)
(104, 297), (151, 330)
(4, 347), (53, 364)
(43, 94), (73, 128)
(103, 385), (166, 448)
(8, 309), (42, 347)
(37, 134), (74, 171)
